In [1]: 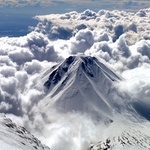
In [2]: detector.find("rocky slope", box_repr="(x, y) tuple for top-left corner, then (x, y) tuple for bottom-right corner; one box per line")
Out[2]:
(43, 56), (122, 120)
(0, 114), (50, 150)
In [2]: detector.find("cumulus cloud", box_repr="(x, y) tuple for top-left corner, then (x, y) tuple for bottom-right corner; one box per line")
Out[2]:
(137, 40), (150, 59)
(0, 101), (12, 111)
(70, 29), (94, 54)
(0, 66), (16, 77)
(120, 64), (150, 101)
(33, 7), (150, 45)
(24, 60), (43, 74)
(0, 56), (16, 67)
(15, 71), (28, 91)
(114, 63), (150, 121)
(0, 31), (62, 63)
(9, 48), (33, 64)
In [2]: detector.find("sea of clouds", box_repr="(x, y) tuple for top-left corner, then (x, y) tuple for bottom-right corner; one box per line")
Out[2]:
(1, 8), (150, 150)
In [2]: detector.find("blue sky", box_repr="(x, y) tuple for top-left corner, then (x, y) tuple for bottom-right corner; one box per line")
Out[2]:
(0, 1), (105, 37)
(0, 0), (150, 37)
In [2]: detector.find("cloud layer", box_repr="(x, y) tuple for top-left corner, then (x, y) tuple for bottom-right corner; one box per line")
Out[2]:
(33, 8), (150, 45)
(1, 8), (150, 150)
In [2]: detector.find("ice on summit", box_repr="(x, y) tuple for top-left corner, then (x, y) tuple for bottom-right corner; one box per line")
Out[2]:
(43, 56), (122, 121)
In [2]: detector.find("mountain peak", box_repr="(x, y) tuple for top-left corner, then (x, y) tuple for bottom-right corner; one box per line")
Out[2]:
(44, 56), (121, 89)
(43, 56), (122, 120)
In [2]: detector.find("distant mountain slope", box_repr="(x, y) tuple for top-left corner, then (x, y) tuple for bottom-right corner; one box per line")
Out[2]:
(0, 114), (50, 150)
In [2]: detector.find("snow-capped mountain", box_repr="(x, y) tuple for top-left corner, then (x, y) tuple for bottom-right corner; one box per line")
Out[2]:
(43, 56), (122, 120)
(1, 56), (149, 150)
(0, 114), (50, 150)
(41, 56), (150, 150)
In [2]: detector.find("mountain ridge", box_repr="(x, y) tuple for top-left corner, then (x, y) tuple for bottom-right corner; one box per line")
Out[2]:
(43, 56), (122, 121)
(36, 56), (150, 150)
(0, 114), (50, 150)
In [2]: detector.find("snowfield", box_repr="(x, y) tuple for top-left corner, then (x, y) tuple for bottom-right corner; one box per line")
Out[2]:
(0, 114), (50, 150)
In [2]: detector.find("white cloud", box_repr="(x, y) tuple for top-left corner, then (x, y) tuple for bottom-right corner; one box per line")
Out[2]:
(0, 101), (12, 111)
(0, 56), (17, 67)
(120, 64), (150, 101)
(33, 7), (150, 45)
(70, 29), (94, 54)
(8, 48), (33, 64)
(0, 76), (18, 95)
(15, 71), (28, 91)
(24, 60), (42, 74)
(0, 66), (16, 77)
(137, 40), (150, 59)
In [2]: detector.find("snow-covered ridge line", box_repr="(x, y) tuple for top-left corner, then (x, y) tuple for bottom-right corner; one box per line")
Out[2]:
(89, 127), (150, 150)
(44, 56), (122, 90)
(42, 55), (150, 123)
(0, 114), (50, 150)
(42, 56), (123, 121)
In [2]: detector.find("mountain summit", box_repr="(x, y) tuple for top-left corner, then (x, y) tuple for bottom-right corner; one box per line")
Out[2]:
(43, 56), (122, 120)
(40, 56), (150, 150)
